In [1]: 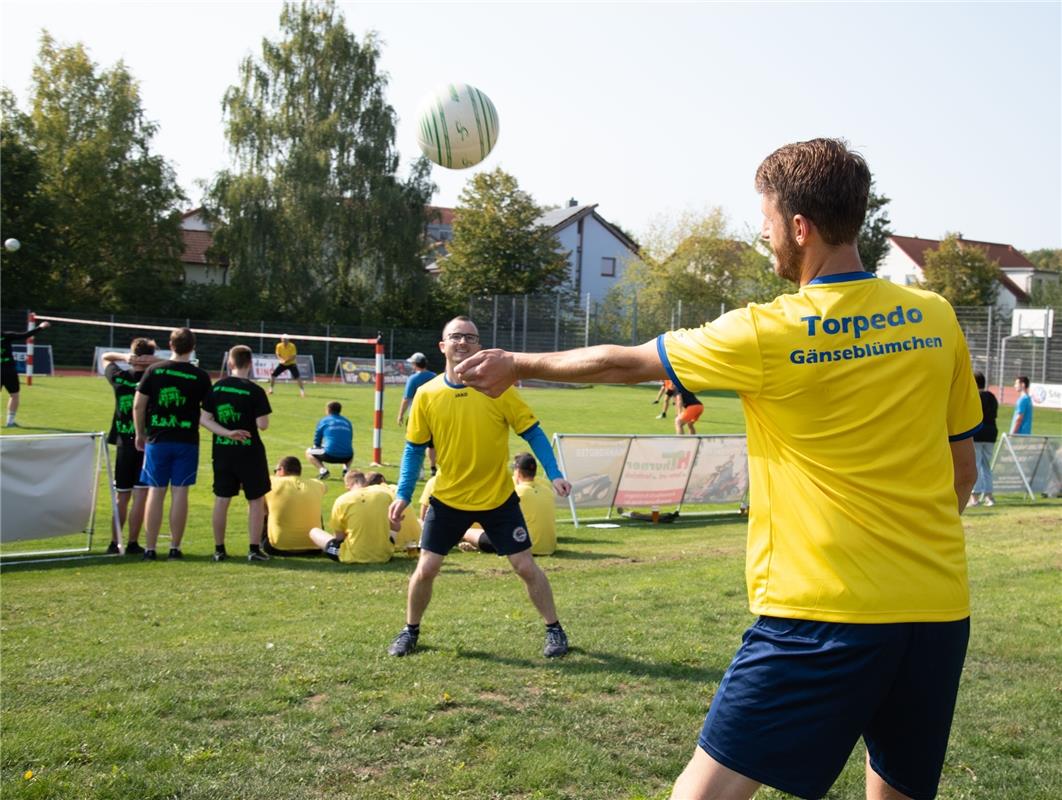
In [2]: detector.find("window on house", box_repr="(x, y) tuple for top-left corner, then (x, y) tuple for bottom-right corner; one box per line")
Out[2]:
(904, 274), (917, 285)
(601, 257), (616, 277)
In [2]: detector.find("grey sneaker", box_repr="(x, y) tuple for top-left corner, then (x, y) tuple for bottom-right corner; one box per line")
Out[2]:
(212, 550), (228, 562)
(544, 626), (569, 658)
(247, 550), (270, 562)
(388, 627), (418, 657)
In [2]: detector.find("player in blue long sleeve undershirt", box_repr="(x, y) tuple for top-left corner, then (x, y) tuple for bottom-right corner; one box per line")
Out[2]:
(386, 316), (572, 660)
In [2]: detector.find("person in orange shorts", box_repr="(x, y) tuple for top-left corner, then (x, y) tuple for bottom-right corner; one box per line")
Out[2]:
(675, 386), (703, 434)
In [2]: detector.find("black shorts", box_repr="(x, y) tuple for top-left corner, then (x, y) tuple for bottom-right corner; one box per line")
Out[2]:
(308, 448), (351, 464)
(212, 454), (271, 500)
(324, 537), (343, 561)
(271, 362), (300, 379)
(422, 493), (530, 557)
(114, 443), (147, 492)
(1, 363), (19, 394)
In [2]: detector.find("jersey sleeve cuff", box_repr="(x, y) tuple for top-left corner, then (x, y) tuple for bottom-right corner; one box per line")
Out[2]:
(948, 423), (982, 442)
(656, 334), (687, 393)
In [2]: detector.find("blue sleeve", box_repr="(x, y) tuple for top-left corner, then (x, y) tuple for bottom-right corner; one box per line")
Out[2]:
(519, 423), (562, 481)
(403, 376), (416, 400)
(313, 419), (323, 448)
(397, 441), (428, 503)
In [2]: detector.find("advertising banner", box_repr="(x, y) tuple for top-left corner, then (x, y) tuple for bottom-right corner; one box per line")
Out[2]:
(554, 436), (630, 508)
(613, 437), (701, 506)
(246, 354), (316, 382)
(684, 436), (750, 504)
(992, 434), (1062, 498)
(335, 356), (410, 385)
(1031, 383), (1062, 410)
(553, 434), (750, 524)
(11, 344), (54, 375)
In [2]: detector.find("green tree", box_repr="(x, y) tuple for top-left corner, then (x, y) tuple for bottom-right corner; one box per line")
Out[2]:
(858, 185), (892, 273)
(206, 0), (435, 325)
(920, 233), (1000, 306)
(0, 89), (58, 308)
(2, 36), (186, 312)
(439, 168), (570, 299)
(597, 209), (786, 342)
(1023, 248), (1062, 272)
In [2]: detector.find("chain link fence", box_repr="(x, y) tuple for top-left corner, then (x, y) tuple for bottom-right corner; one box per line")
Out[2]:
(4, 301), (1058, 389)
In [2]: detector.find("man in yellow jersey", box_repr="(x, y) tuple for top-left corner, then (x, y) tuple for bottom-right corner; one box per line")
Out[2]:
(462, 453), (557, 556)
(310, 470), (393, 564)
(269, 334), (305, 397)
(262, 456), (325, 554)
(386, 316), (573, 659)
(456, 139), (981, 800)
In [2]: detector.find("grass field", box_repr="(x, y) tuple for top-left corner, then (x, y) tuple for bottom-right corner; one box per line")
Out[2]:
(1, 378), (1060, 799)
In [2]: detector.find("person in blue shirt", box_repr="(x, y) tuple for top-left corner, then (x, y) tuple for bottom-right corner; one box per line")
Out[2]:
(1010, 375), (1034, 435)
(306, 401), (354, 479)
(397, 352), (437, 476)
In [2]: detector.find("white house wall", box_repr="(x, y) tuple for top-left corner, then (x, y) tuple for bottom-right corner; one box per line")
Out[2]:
(877, 242), (920, 286)
(552, 215), (637, 303)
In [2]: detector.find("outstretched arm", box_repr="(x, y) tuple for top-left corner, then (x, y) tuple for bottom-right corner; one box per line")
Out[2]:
(456, 339), (665, 398)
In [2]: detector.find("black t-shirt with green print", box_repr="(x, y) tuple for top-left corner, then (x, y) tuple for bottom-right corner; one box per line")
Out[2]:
(105, 363), (144, 446)
(202, 376), (272, 461)
(136, 360), (213, 444)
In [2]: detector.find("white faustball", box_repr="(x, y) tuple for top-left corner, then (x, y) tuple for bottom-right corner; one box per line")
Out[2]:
(4, 238), (20, 253)
(416, 83), (499, 170)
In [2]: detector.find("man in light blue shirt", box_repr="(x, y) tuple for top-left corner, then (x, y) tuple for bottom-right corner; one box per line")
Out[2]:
(306, 401), (354, 479)
(1011, 376), (1034, 435)
(397, 352), (437, 476)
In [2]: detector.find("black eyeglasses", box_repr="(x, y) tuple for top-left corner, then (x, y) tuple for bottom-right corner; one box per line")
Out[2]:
(446, 333), (480, 344)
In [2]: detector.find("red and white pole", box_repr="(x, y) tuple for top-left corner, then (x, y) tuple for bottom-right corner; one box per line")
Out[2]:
(372, 336), (384, 466)
(26, 310), (35, 386)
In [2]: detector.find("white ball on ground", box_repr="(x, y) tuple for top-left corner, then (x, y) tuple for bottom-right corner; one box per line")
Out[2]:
(4, 238), (21, 252)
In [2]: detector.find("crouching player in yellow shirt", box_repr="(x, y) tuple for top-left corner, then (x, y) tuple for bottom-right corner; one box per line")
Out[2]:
(456, 139), (982, 800)
(385, 316), (572, 659)
(462, 453), (557, 556)
(309, 471), (393, 564)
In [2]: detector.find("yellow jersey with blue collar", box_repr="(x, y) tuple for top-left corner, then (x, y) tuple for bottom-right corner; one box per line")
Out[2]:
(407, 375), (537, 511)
(660, 272), (982, 623)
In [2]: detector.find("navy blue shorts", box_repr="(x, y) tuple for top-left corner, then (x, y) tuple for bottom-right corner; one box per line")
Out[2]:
(699, 615), (970, 800)
(422, 493), (530, 556)
(140, 441), (199, 488)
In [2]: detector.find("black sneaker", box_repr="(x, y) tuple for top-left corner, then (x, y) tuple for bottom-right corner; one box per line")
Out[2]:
(247, 550), (270, 562)
(388, 627), (418, 657)
(318, 468), (331, 480)
(125, 541), (144, 555)
(105, 541), (121, 555)
(212, 550), (228, 562)
(142, 549), (157, 561)
(167, 548), (183, 560)
(544, 626), (569, 658)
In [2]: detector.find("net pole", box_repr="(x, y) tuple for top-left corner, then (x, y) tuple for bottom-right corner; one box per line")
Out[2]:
(372, 335), (384, 466)
(26, 310), (35, 386)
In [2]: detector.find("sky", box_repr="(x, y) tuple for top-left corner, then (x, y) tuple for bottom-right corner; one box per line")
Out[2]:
(2, 1), (1060, 252)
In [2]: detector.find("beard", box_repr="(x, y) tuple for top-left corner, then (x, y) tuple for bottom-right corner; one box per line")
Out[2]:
(771, 225), (803, 284)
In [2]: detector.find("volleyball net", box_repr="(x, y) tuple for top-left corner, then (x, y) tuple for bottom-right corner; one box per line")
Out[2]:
(29, 312), (387, 465)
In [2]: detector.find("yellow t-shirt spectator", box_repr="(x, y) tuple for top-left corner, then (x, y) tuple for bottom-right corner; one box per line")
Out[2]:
(515, 479), (557, 556)
(265, 475), (325, 551)
(275, 341), (297, 365)
(379, 483), (421, 551)
(329, 486), (393, 564)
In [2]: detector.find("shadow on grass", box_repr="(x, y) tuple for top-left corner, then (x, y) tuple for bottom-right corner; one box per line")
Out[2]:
(459, 647), (724, 685)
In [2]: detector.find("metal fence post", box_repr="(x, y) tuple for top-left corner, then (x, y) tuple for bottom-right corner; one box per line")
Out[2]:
(492, 295), (498, 348)
(522, 295), (528, 353)
(584, 293), (591, 348)
(325, 324), (331, 373)
(554, 293), (561, 350)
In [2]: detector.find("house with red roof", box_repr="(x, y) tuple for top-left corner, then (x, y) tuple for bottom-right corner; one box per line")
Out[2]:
(877, 234), (1058, 310)
(179, 209), (228, 285)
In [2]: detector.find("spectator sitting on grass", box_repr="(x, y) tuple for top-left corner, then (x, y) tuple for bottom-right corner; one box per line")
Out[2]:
(310, 470), (395, 564)
(460, 453), (557, 556)
(262, 456), (325, 555)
